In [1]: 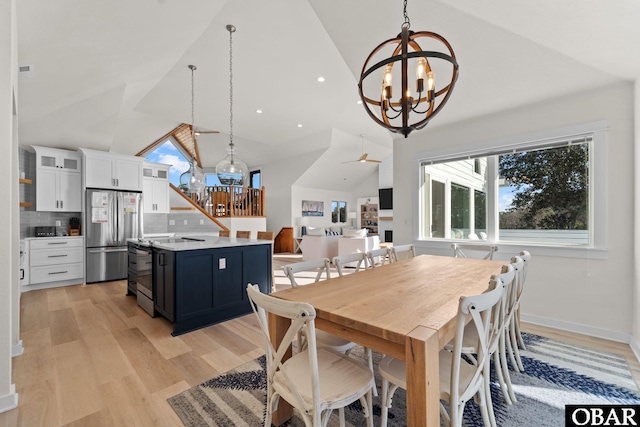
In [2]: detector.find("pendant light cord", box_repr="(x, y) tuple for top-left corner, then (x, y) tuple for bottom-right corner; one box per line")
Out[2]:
(188, 64), (197, 137)
(228, 25), (235, 150)
(191, 66), (196, 131)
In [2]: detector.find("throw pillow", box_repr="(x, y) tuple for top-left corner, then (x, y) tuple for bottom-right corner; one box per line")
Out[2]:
(306, 226), (326, 236)
(343, 228), (367, 238)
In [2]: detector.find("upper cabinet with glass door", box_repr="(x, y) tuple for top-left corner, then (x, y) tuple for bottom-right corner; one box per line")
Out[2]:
(32, 145), (81, 173)
(31, 146), (82, 212)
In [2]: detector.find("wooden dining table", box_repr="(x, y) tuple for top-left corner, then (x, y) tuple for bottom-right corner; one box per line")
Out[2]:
(269, 254), (504, 426)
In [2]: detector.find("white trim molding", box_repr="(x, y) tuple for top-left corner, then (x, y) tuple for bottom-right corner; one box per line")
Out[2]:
(11, 340), (23, 357)
(522, 313), (631, 345)
(630, 335), (640, 365)
(0, 384), (18, 414)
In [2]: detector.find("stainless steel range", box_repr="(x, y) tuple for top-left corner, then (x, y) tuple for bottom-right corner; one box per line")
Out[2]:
(128, 244), (153, 316)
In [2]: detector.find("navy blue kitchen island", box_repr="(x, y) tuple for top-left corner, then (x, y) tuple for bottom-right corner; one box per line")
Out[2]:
(129, 236), (272, 336)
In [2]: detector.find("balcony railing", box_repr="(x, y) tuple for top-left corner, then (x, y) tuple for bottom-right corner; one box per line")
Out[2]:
(190, 185), (265, 217)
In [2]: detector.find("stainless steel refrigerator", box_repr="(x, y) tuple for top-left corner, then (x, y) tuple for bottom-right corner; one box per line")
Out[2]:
(85, 189), (142, 283)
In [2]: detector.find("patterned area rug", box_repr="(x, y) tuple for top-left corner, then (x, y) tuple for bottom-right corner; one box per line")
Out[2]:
(168, 333), (640, 426)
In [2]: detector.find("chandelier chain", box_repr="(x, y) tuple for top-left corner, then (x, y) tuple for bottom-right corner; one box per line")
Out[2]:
(229, 26), (234, 148)
(402, 0), (411, 29)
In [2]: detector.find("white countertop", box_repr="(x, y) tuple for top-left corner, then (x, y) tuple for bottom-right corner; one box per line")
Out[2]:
(129, 236), (270, 252)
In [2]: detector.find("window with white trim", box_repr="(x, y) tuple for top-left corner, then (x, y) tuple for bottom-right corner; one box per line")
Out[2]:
(417, 124), (606, 250)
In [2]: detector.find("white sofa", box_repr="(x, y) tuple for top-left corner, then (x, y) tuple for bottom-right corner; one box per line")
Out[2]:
(299, 235), (340, 261)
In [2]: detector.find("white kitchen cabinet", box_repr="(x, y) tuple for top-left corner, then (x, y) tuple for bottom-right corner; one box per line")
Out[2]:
(80, 148), (143, 191)
(32, 146), (81, 172)
(27, 237), (84, 290)
(142, 162), (170, 213)
(32, 146), (82, 212)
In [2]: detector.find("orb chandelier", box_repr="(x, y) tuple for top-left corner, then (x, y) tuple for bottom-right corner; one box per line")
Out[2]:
(358, 0), (459, 138)
(216, 24), (248, 186)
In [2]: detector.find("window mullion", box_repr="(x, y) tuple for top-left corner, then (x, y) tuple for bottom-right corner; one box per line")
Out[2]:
(486, 156), (499, 242)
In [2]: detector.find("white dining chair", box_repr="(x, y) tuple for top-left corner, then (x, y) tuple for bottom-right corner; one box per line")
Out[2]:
(283, 258), (331, 288)
(332, 252), (367, 277)
(446, 264), (518, 410)
(283, 258), (357, 354)
(246, 284), (375, 427)
(366, 247), (391, 267)
(508, 251), (531, 371)
(389, 244), (415, 262)
(378, 269), (508, 427)
(332, 252), (378, 395)
(451, 243), (498, 260)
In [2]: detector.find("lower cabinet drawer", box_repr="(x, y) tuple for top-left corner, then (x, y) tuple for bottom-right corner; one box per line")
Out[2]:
(30, 247), (83, 267)
(30, 263), (83, 284)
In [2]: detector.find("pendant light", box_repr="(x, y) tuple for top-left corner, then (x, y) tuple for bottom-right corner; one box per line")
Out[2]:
(179, 160), (204, 197)
(216, 24), (249, 186)
(358, 0), (459, 138)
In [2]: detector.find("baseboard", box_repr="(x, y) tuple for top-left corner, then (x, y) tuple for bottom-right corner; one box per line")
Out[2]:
(630, 335), (640, 364)
(12, 340), (23, 357)
(0, 384), (18, 414)
(521, 313), (630, 344)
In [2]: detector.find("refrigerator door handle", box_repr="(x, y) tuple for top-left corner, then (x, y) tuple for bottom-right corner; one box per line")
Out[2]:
(117, 193), (124, 244)
(106, 191), (115, 246)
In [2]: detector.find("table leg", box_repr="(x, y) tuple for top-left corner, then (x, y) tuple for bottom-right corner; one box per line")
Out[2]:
(269, 312), (293, 425)
(406, 326), (440, 427)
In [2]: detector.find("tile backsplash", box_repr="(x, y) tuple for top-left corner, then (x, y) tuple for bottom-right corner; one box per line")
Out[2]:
(20, 211), (82, 238)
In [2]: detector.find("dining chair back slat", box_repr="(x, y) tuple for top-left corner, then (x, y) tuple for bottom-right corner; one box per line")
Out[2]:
(390, 244), (415, 262)
(451, 243), (498, 260)
(332, 252), (367, 277)
(366, 247), (390, 267)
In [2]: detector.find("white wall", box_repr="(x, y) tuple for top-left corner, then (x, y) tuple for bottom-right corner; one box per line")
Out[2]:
(0, 0), (19, 412)
(262, 148), (328, 236)
(394, 81), (635, 341)
(292, 186), (355, 233)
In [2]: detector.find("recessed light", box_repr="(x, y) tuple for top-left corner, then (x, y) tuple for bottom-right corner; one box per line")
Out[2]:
(297, 124), (303, 128)
(317, 77), (325, 82)
(256, 109), (262, 114)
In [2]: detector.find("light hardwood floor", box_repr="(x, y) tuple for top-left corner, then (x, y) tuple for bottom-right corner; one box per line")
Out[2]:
(1, 253), (639, 426)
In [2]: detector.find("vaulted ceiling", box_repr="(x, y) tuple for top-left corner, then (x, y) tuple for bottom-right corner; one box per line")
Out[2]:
(15, 0), (639, 187)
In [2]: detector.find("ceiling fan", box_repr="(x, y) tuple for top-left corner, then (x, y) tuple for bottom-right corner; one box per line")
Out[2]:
(342, 134), (382, 164)
(188, 65), (219, 144)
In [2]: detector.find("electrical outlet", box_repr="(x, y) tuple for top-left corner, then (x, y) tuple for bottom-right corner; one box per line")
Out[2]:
(55, 220), (61, 226)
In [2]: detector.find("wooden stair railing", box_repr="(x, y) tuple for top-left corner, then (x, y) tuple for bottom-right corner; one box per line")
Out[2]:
(170, 183), (229, 232)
